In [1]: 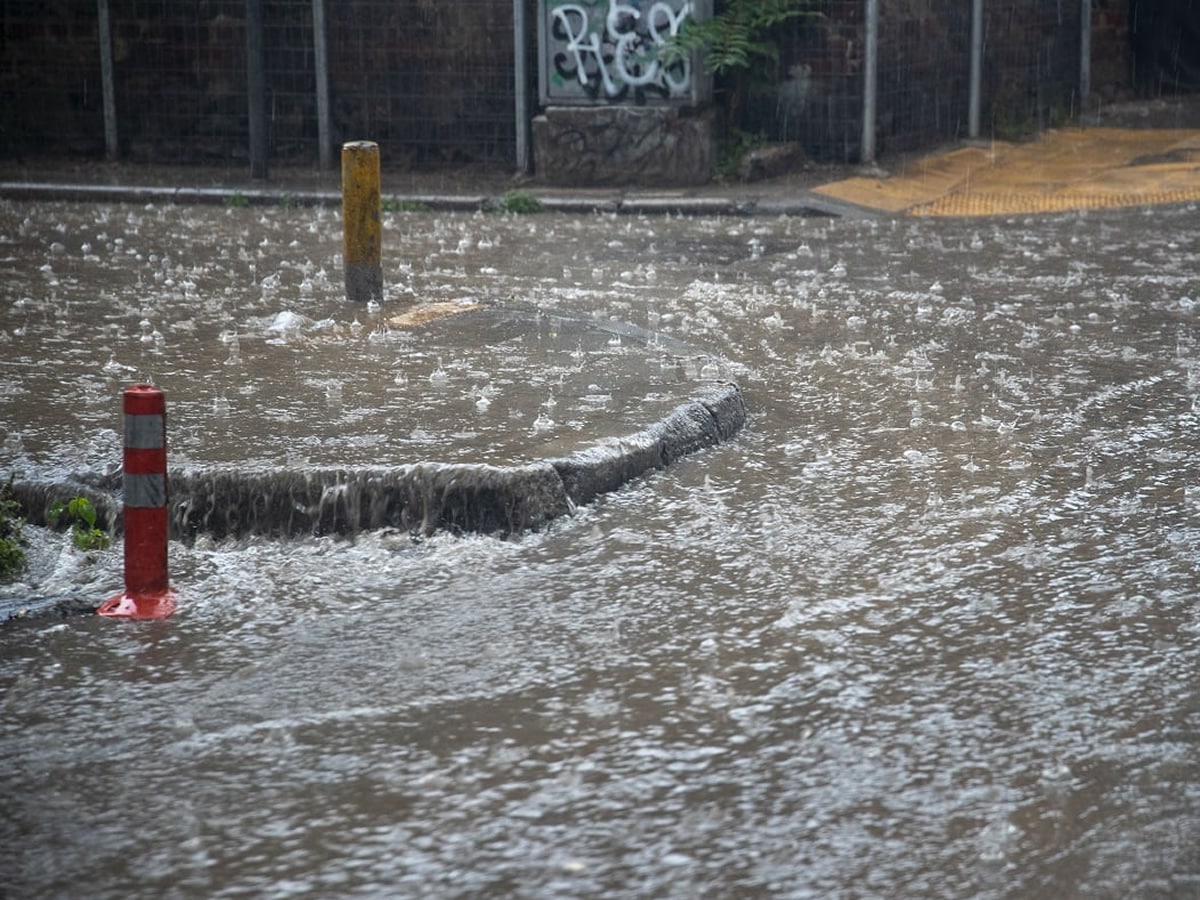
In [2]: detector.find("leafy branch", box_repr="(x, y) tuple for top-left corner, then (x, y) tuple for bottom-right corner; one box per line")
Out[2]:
(49, 497), (110, 553)
(664, 0), (818, 130)
(0, 476), (27, 579)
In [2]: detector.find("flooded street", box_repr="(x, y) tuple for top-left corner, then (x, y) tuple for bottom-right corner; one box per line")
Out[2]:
(2, 197), (1200, 896)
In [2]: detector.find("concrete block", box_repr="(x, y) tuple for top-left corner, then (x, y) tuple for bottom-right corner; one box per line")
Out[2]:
(533, 105), (717, 187)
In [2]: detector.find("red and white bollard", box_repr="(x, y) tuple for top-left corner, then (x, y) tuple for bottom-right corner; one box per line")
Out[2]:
(98, 384), (178, 620)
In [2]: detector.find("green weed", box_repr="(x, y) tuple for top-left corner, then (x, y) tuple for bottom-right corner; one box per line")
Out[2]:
(383, 196), (431, 213)
(716, 128), (769, 182)
(0, 477), (27, 580)
(490, 191), (543, 215)
(49, 496), (109, 554)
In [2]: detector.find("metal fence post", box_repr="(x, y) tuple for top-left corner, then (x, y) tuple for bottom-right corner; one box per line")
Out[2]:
(513, 0), (530, 173)
(97, 0), (119, 161)
(313, 0), (333, 170)
(246, 0), (268, 180)
(1079, 0), (1091, 109)
(969, 0), (983, 138)
(861, 0), (878, 163)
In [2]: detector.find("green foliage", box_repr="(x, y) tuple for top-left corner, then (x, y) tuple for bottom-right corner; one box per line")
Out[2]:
(716, 128), (768, 181)
(664, 0), (817, 171)
(383, 196), (432, 213)
(666, 0), (816, 78)
(490, 191), (544, 215)
(225, 191), (250, 209)
(49, 496), (110, 553)
(990, 109), (1035, 142)
(0, 477), (27, 580)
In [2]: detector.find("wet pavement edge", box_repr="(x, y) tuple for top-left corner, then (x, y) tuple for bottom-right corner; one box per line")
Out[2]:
(0, 180), (856, 218)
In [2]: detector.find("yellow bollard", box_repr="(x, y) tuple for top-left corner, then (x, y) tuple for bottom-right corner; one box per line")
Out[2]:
(341, 140), (383, 303)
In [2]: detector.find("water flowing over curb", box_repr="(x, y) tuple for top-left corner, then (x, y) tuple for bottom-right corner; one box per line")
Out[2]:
(3, 382), (743, 619)
(13, 382), (743, 541)
(167, 381), (744, 540)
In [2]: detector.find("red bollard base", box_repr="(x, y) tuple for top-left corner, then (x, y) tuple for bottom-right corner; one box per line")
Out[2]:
(97, 589), (178, 620)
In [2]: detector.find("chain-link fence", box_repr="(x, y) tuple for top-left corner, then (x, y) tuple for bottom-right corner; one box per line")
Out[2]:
(1, 0), (521, 169)
(0, 0), (1161, 172)
(745, 0), (1086, 161)
(1, 1), (102, 158)
(982, 0), (1083, 136)
(1131, 0), (1200, 93)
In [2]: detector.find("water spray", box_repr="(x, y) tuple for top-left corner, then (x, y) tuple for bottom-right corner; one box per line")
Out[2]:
(98, 385), (178, 620)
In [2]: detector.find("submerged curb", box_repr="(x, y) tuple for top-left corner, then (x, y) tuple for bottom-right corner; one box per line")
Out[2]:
(0, 181), (843, 218)
(166, 381), (743, 540)
(0, 593), (101, 622)
(11, 381), (744, 541)
(4, 382), (745, 620)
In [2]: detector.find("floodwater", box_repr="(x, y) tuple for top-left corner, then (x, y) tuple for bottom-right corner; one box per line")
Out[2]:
(2, 197), (1199, 897)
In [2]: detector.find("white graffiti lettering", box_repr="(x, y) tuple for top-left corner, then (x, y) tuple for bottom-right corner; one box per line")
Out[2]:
(552, 5), (620, 95)
(546, 0), (695, 103)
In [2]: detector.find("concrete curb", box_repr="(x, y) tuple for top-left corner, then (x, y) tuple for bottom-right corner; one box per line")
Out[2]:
(168, 380), (745, 540)
(0, 593), (100, 623)
(0, 181), (844, 217)
(10, 381), (744, 542)
(5, 382), (744, 620)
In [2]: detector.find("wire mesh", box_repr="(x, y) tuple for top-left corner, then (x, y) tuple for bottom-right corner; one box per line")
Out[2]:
(0, 0), (105, 158)
(326, 0), (517, 167)
(1, 0), (518, 169)
(742, 2), (866, 162)
(1130, 0), (1200, 94)
(981, 0), (1083, 137)
(748, 0), (1086, 161)
(875, 0), (973, 154)
(0, 0), (1153, 171)
(116, 2), (252, 163)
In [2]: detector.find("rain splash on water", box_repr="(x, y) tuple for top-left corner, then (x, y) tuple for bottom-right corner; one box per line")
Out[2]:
(1, 197), (1199, 896)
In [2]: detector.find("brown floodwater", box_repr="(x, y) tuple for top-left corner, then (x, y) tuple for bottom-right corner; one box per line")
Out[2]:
(1, 197), (1199, 897)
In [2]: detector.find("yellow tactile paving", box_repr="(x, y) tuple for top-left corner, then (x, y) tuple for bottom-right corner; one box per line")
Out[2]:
(813, 128), (1200, 217)
(817, 145), (1005, 212)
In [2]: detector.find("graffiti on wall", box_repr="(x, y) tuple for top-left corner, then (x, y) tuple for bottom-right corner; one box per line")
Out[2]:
(539, 0), (708, 105)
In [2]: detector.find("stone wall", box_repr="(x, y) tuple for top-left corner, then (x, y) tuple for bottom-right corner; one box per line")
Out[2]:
(532, 106), (716, 187)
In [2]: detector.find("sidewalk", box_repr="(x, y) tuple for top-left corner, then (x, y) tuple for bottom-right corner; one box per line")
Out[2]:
(813, 127), (1200, 216)
(2, 96), (1200, 218)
